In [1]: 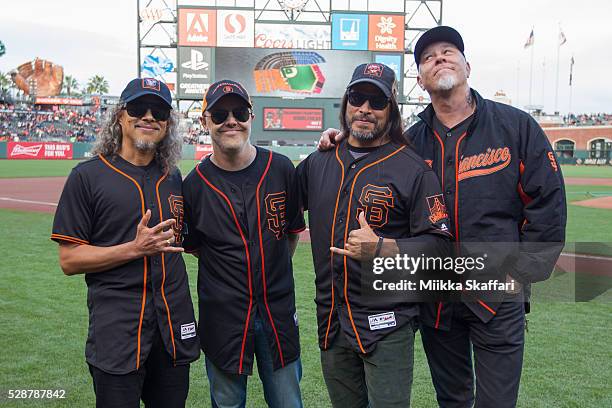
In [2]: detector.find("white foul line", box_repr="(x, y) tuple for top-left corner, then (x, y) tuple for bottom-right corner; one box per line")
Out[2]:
(0, 197), (58, 206)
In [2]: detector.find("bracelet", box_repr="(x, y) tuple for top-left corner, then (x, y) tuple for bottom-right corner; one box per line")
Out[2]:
(374, 235), (384, 258)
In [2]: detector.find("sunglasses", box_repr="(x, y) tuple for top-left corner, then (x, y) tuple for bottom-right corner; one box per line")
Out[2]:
(347, 91), (389, 110)
(124, 102), (171, 121)
(204, 107), (252, 125)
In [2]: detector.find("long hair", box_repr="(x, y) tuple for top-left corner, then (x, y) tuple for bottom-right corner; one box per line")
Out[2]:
(339, 84), (407, 146)
(91, 105), (183, 172)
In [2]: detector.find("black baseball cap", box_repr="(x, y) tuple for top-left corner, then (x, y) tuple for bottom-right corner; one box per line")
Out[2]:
(414, 26), (465, 67)
(203, 79), (252, 111)
(120, 78), (173, 108)
(346, 63), (396, 97)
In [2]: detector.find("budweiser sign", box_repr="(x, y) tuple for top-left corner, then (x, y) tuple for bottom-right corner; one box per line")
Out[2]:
(8, 142), (73, 160)
(10, 143), (43, 157)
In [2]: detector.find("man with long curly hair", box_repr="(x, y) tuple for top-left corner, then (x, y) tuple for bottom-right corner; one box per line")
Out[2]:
(51, 78), (200, 408)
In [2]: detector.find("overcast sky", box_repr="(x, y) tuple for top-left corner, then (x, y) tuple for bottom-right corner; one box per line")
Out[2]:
(1, 0), (611, 114)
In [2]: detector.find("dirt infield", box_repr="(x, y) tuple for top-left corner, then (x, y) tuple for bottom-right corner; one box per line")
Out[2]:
(572, 196), (612, 210)
(0, 177), (66, 213)
(565, 177), (612, 186)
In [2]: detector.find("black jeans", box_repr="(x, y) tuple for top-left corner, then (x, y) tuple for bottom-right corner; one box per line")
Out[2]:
(88, 329), (190, 408)
(421, 300), (525, 408)
(321, 320), (417, 408)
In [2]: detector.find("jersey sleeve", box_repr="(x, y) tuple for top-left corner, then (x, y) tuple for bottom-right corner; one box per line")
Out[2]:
(285, 158), (306, 234)
(51, 168), (92, 245)
(509, 116), (567, 283)
(409, 170), (453, 238)
(181, 171), (202, 254)
(294, 155), (310, 212)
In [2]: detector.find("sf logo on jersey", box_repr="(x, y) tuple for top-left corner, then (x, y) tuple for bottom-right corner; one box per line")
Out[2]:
(167, 194), (184, 244)
(265, 192), (287, 240)
(357, 184), (395, 228)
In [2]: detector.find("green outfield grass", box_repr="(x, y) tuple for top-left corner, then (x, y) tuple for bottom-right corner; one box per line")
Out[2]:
(0, 207), (611, 407)
(3, 160), (612, 180)
(1, 160), (611, 406)
(0, 159), (200, 179)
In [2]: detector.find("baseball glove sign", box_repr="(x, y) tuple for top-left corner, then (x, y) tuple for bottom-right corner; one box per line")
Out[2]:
(11, 58), (64, 96)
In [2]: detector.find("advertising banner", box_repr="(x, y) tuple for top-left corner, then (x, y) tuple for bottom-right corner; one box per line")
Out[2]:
(8, 142), (73, 159)
(217, 9), (254, 47)
(34, 97), (83, 106)
(368, 14), (405, 52)
(178, 47), (213, 99)
(141, 54), (174, 77)
(255, 24), (331, 49)
(195, 144), (213, 160)
(178, 8), (216, 46)
(374, 54), (403, 82)
(215, 48), (371, 98)
(331, 13), (368, 50)
(263, 108), (323, 131)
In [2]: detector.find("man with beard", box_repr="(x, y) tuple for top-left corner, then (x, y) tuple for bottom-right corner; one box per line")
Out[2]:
(318, 26), (566, 408)
(182, 80), (305, 407)
(296, 63), (451, 407)
(51, 78), (200, 407)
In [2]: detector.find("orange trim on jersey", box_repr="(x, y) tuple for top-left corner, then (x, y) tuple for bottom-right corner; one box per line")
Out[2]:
(288, 226), (306, 234)
(196, 163), (253, 375)
(477, 299), (497, 315)
(155, 172), (177, 363)
(344, 145), (406, 354)
(98, 154), (148, 370)
(454, 133), (467, 241)
(434, 302), (443, 329)
(517, 161), (533, 205)
(432, 130), (445, 189)
(255, 151), (286, 367)
(323, 145), (345, 349)
(50, 234), (89, 245)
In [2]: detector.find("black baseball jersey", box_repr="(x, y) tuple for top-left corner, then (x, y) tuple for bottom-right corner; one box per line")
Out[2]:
(51, 154), (200, 374)
(182, 147), (305, 375)
(296, 140), (451, 354)
(409, 89), (566, 327)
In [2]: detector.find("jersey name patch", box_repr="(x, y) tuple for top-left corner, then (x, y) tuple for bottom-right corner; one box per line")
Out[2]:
(168, 194), (184, 244)
(358, 184), (395, 228)
(368, 312), (396, 331)
(265, 191), (287, 239)
(181, 322), (196, 340)
(458, 147), (511, 181)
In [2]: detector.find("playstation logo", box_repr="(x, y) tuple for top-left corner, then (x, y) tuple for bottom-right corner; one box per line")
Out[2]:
(181, 50), (209, 71)
(340, 18), (360, 41)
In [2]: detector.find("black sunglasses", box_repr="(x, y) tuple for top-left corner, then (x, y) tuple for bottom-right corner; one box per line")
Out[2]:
(204, 107), (252, 125)
(347, 91), (390, 110)
(124, 102), (171, 121)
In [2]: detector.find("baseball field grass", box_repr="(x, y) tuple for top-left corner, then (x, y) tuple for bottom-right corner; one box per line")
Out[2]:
(1, 160), (611, 407)
(3, 159), (612, 179)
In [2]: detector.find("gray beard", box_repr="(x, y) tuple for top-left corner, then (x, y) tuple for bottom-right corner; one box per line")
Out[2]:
(351, 128), (380, 141)
(436, 74), (457, 91)
(134, 139), (158, 152)
(348, 118), (386, 141)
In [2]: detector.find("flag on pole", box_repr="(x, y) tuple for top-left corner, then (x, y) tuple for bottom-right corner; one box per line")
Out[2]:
(559, 30), (567, 46)
(524, 29), (534, 48)
(569, 56), (574, 86)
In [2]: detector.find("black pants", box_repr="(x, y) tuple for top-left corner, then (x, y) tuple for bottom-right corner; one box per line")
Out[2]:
(89, 330), (190, 408)
(421, 300), (525, 408)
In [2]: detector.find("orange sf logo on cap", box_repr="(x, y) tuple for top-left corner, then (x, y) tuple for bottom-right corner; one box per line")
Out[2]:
(223, 85), (233, 93)
(364, 64), (383, 77)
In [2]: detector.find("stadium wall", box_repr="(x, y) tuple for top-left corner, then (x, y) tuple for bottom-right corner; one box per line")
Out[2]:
(0, 142), (316, 161)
